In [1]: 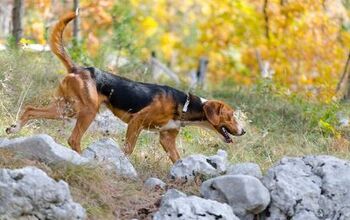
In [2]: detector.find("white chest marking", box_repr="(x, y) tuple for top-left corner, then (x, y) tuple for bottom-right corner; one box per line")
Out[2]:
(159, 120), (213, 131)
(160, 120), (181, 131)
(200, 97), (208, 103)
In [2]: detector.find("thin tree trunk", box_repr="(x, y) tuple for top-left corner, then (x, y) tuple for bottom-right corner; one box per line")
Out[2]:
(345, 65), (350, 100)
(322, 0), (327, 10)
(336, 52), (350, 100)
(73, 0), (79, 41)
(12, 0), (24, 46)
(263, 0), (270, 40)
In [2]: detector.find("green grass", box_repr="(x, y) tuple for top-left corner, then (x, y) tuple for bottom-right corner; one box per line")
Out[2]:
(0, 51), (349, 219)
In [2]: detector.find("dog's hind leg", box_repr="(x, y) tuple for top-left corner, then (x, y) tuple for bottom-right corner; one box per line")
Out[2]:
(5, 99), (71, 134)
(68, 109), (96, 153)
(64, 76), (100, 153)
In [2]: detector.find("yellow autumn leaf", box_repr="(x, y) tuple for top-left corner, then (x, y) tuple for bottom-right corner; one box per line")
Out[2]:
(140, 17), (159, 37)
(160, 32), (178, 59)
(19, 38), (30, 45)
(300, 74), (309, 84)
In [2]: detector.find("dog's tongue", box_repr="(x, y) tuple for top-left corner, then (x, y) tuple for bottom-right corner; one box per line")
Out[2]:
(222, 127), (233, 143)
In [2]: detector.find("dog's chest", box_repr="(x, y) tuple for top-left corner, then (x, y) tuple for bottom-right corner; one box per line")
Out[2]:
(156, 119), (211, 131)
(159, 120), (181, 131)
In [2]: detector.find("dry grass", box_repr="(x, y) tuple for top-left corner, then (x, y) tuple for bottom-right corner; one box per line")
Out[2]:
(0, 148), (164, 219)
(1, 51), (350, 219)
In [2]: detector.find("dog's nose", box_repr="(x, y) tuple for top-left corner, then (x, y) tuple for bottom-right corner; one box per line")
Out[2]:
(241, 129), (246, 135)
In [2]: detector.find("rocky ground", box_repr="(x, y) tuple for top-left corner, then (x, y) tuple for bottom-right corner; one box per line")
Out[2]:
(1, 133), (350, 220)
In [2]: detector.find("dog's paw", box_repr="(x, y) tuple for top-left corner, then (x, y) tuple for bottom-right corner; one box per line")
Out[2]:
(5, 123), (21, 134)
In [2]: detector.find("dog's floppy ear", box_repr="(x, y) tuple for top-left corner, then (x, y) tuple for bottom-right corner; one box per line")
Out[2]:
(203, 101), (222, 126)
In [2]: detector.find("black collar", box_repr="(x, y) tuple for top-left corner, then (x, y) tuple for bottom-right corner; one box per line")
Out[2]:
(178, 93), (207, 121)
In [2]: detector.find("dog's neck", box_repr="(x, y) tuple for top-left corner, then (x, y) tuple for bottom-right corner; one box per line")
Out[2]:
(177, 94), (207, 122)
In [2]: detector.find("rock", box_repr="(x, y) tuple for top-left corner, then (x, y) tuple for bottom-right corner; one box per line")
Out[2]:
(0, 134), (89, 165)
(67, 110), (126, 136)
(0, 138), (9, 145)
(337, 112), (349, 127)
(293, 210), (319, 220)
(201, 174), (270, 219)
(82, 138), (137, 178)
(88, 110), (126, 135)
(263, 155), (350, 220)
(160, 189), (187, 206)
(227, 162), (262, 179)
(0, 166), (85, 220)
(154, 195), (239, 220)
(144, 177), (166, 191)
(169, 149), (228, 181)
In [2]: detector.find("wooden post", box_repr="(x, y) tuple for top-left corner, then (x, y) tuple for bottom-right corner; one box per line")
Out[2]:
(196, 57), (209, 87)
(150, 51), (180, 85)
(12, 0), (24, 46)
(73, 0), (80, 41)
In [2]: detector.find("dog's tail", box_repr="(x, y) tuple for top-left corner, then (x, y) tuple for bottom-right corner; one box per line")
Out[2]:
(50, 9), (79, 73)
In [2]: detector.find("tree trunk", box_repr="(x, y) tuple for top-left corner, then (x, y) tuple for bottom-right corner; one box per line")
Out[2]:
(12, 0), (24, 46)
(345, 68), (350, 100)
(263, 0), (270, 40)
(73, 0), (79, 41)
(336, 52), (350, 100)
(0, 1), (12, 38)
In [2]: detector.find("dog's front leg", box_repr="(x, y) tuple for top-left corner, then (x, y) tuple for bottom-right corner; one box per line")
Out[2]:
(124, 118), (143, 155)
(159, 129), (180, 163)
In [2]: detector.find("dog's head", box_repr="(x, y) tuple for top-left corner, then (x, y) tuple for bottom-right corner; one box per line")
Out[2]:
(203, 100), (245, 143)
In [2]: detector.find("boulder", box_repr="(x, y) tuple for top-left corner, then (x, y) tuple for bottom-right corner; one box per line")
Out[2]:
(263, 155), (350, 220)
(227, 162), (262, 179)
(88, 110), (126, 135)
(82, 138), (137, 178)
(0, 166), (85, 220)
(0, 138), (9, 145)
(154, 195), (239, 220)
(0, 134), (89, 165)
(144, 177), (166, 191)
(201, 174), (270, 219)
(169, 149), (228, 181)
(160, 189), (187, 206)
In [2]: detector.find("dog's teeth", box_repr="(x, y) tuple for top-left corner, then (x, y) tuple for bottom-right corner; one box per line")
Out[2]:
(222, 127), (229, 138)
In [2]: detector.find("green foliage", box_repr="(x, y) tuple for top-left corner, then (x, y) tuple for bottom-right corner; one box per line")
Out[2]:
(110, 1), (139, 57)
(68, 38), (93, 66)
(214, 80), (345, 139)
(6, 36), (18, 49)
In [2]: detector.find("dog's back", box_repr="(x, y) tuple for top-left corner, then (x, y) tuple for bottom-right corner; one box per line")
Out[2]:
(86, 67), (188, 114)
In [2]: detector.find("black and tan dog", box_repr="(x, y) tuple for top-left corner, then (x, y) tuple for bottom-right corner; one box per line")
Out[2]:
(6, 11), (245, 163)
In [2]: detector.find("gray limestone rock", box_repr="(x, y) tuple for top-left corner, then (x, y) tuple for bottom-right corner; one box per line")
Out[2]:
(82, 138), (137, 178)
(263, 155), (350, 220)
(0, 134), (89, 165)
(0, 166), (85, 220)
(201, 174), (270, 219)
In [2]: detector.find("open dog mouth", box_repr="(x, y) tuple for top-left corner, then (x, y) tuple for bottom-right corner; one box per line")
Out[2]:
(220, 126), (233, 143)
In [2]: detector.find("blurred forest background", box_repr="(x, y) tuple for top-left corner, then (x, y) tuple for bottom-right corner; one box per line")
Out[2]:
(2, 0), (350, 100)
(1, 1), (350, 218)
(0, 0), (350, 160)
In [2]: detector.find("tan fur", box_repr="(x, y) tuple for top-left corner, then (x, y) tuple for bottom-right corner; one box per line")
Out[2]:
(6, 11), (244, 163)
(50, 11), (77, 72)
